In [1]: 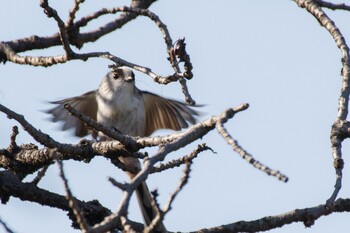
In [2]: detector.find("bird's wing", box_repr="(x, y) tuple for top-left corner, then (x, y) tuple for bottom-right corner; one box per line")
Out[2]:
(47, 90), (97, 137)
(142, 91), (199, 136)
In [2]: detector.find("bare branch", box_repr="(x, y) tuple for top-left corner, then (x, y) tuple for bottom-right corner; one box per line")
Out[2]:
(315, 0), (350, 11)
(9, 126), (19, 151)
(216, 116), (288, 182)
(0, 42), (68, 66)
(193, 198), (350, 233)
(108, 177), (128, 191)
(1, 4), (196, 106)
(146, 161), (193, 233)
(30, 165), (50, 185)
(76, 6), (172, 50)
(0, 139), (141, 176)
(294, 0), (350, 204)
(151, 143), (213, 173)
(0, 217), (15, 233)
(0, 0), (156, 63)
(120, 216), (138, 233)
(170, 38), (193, 79)
(0, 103), (129, 163)
(0, 171), (113, 227)
(66, 0), (85, 28)
(40, 0), (75, 57)
(0, 43), (190, 86)
(0, 170), (148, 231)
(164, 161), (192, 212)
(64, 104), (138, 149)
(89, 104), (250, 232)
(167, 38), (196, 104)
(56, 157), (90, 232)
(89, 193), (133, 233)
(1, 102), (285, 191)
(72, 0), (157, 48)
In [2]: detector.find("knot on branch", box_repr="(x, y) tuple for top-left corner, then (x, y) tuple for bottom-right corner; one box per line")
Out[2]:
(331, 120), (350, 143)
(40, 0), (55, 18)
(169, 38), (193, 79)
(79, 139), (90, 147)
(335, 197), (350, 211)
(66, 26), (81, 48)
(303, 216), (315, 228)
(78, 139), (95, 162)
(334, 158), (344, 169)
(69, 200), (111, 229)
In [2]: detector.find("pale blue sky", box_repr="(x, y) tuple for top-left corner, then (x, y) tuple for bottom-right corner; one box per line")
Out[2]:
(1, 1), (350, 232)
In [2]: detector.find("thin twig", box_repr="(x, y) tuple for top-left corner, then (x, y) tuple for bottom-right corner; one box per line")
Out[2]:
(170, 38), (193, 80)
(145, 161), (192, 233)
(216, 117), (288, 182)
(40, 0), (75, 57)
(164, 161), (192, 213)
(167, 38), (195, 104)
(151, 143), (213, 173)
(108, 177), (128, 191)
(56, 155), (90, 232)
(314, 0), (350, 11)
(120, 216), (137, 233)
(9, 126), (19, 151)
(30, 165), (50, 185)
(0, 217), (15, 233)
(66, 0), (85, 28)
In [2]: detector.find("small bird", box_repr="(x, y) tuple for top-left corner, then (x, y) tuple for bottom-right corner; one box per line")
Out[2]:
(47, 66), (198, 232)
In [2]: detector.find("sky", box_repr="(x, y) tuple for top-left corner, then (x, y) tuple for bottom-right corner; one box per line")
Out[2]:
(1, 0), (350, 232)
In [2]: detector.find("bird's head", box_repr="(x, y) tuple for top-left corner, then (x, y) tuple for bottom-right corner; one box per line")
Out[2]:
(98, 66), (136, 97)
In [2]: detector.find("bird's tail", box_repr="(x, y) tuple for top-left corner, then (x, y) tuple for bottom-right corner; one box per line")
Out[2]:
(121, 156), (167, 232)
(134, 181), (167, 233)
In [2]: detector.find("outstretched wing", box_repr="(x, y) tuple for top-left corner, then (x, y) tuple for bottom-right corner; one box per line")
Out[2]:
(47, 90), (97, 137)
(142, 91), (199, 136)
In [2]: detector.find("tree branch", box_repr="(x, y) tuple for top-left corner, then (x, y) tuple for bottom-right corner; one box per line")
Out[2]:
(0, 0), (157, 62)
(57, 158), (90, 232)
(216, 113), (288, 182)
(314, 0), (350, 11)
(194, 198), (350, 233)
(0, 170), (144, 232)
(66, 0), (85, 28)
(0, 217), (15, 233)
(151, 143), (213, 174)
(294, 0), (350, 204)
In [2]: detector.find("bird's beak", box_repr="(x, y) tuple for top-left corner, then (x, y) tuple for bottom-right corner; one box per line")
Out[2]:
(124, 76), (134, 82)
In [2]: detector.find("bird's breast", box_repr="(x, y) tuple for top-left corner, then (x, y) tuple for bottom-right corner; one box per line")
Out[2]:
(96, 90), (145, 136)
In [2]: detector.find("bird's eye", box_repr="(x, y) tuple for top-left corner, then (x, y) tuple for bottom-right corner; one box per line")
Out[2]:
(113, 73), (120, 79)
(112, 69), (123, 79)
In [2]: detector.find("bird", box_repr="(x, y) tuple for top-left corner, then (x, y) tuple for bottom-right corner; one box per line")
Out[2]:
(47, 66), (199, 232)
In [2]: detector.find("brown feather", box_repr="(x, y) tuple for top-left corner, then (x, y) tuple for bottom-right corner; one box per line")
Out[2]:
(142, 91), (199, 136)
(47, 91), (97, 137)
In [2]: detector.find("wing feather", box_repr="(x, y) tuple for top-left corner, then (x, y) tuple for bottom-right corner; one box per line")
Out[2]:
(142, 91), (199, 136)
(47, 91), (97, 137)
